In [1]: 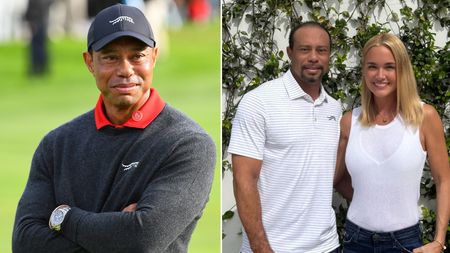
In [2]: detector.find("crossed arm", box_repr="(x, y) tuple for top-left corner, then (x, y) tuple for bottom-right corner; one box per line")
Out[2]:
(12, 133), (216, 253)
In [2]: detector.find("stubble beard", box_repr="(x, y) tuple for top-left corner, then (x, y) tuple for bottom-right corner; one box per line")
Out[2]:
(300, 68), (323, 85)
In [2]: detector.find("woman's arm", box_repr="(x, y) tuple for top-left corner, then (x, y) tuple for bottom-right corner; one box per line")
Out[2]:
(414, 104), (450, 253)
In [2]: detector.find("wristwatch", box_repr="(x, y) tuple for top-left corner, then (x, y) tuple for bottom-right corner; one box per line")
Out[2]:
(49, 204), (71, 231)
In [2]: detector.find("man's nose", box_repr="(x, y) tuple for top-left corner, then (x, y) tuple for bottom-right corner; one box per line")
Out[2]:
(117, 59), (134, 77)
(308, 50), (318, 62)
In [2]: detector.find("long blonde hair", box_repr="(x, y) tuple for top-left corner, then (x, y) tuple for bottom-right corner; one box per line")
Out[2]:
(359, 33), (423, 127)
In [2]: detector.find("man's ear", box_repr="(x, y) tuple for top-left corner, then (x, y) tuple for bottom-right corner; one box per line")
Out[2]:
(151, 47), (159, 67)
(286, 46), (292, 61)
(83, 51), (94, 74)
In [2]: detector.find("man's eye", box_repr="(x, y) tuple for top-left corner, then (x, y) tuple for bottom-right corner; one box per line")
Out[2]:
(102, 55), (117, 61)
(133, 54), (145, 60)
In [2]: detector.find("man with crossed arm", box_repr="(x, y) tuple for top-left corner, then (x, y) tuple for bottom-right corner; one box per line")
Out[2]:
(12, 4), (215, 253)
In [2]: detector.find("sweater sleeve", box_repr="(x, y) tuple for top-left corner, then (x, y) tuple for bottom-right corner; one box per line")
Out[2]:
(62, 132), (216, 253)
(12, 140), (89, 253)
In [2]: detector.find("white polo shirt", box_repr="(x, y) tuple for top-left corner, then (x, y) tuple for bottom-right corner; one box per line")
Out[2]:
(228, 70), (341, 253)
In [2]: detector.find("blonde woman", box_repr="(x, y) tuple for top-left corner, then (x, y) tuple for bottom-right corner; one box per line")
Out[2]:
(334, 33), (450, 253)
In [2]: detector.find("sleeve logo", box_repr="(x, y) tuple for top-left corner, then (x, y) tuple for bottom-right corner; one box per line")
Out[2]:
(121, 161), (140, 171)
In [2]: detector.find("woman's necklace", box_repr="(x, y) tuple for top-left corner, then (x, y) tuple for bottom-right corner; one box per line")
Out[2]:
(377, 112), (396, 124)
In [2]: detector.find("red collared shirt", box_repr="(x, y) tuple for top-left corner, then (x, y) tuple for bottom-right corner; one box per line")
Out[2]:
(95, 88), (166, 129)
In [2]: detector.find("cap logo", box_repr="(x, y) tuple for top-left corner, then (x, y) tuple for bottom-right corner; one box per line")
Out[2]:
(109, 16), (135, 25)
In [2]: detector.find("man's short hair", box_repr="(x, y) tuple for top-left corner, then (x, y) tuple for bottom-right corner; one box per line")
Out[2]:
(288, 21), (332, 49)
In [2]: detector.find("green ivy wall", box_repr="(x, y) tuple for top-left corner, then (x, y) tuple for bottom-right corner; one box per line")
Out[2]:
(222, 0), (450, 251)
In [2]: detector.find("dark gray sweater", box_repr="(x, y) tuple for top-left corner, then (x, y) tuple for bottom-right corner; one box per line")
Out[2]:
(12, 105), (216, 253)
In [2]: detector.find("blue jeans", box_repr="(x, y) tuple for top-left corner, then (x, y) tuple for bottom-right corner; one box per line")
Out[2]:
(343, 219), (422, 253)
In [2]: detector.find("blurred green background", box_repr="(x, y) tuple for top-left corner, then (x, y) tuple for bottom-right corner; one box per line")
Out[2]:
(0, 20), (220, 252)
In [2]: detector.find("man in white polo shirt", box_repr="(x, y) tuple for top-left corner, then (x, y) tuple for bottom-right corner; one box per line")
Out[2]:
(228, 22), (342, 253)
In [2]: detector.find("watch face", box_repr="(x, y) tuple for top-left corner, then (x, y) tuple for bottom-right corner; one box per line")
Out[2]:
(52, 210), (64, 225)
(49, 205), (70, 230)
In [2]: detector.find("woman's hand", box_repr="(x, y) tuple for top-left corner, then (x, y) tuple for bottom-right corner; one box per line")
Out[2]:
(413, 241), (445, 253)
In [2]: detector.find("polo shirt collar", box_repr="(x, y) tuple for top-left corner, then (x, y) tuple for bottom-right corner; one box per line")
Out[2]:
(95, 88), (165, 129)
(283, 69), (328, 104)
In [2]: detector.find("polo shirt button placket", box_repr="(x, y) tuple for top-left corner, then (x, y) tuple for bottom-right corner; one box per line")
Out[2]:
(312, 106), (318, 126)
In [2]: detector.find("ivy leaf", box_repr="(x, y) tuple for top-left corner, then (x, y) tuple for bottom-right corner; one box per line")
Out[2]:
(222, 210), (235, 220)
(342, 11), (350, 18)
(391, 12), (399, 22)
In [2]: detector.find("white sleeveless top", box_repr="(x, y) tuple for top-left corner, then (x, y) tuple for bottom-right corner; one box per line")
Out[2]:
(345, 107), (426, 232)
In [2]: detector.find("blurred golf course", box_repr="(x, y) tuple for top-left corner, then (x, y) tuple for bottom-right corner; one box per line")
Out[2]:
(0, 20), (220, 252)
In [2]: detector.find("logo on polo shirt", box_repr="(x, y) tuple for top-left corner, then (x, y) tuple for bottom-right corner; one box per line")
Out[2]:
(327, 115), (337, 121)
(109, 16), (135, 25)
(121, 161), (139, 171)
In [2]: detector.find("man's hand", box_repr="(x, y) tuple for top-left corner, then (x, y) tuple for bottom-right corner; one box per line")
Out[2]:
(251, 242), (274, 253)
(122, 203), (137, 212)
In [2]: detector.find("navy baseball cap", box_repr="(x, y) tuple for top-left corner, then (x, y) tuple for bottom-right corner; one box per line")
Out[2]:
(87, 4), (156, 51)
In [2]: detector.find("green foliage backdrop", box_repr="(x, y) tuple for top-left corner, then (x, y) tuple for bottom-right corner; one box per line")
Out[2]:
(222, 0), (450, 245)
